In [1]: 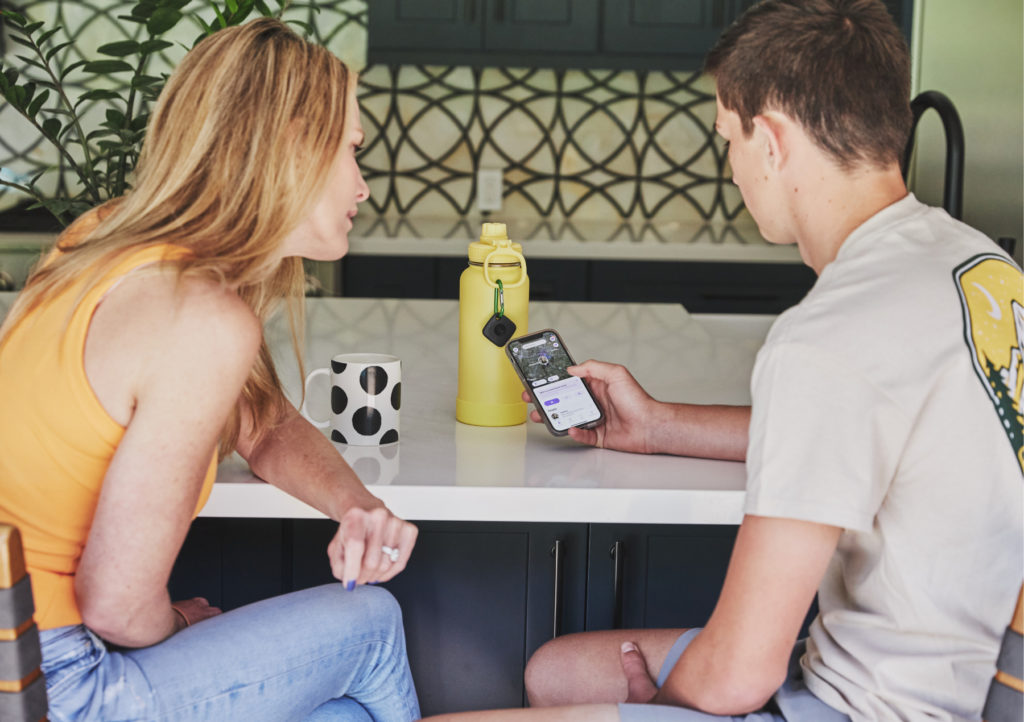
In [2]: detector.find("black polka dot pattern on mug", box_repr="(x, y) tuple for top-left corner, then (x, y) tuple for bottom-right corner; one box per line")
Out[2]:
(321, 355), (401, 445)
(332, 387), (348, 414)
(361, 366), (388, 395)
(352, 406), (382, 436)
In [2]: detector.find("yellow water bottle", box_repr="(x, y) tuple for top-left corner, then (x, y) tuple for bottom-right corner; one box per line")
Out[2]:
(456, 222), (529, 426)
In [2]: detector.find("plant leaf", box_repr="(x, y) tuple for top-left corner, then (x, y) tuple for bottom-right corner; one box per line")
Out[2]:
(23, 21), (45, 35)
(36, 27), (61, 48)
(130, 113), (149, 131)
(59, 59), (88, 80)
(105, 108), (127, 127)
(45, 40), (72, 63)
(97, 40), (141, 57)
(10, 35), (37, 50)
(211, 5), (228, 29)
(75, 88), (122, 105)
(82, 60), (134, 74)
(87, 128), (119, 141)
(147, 7), (183, 34)
(131, 2), (158, 20)
(58, 122), (79, 141)
(130, 74), (162, 88)
(0, 9), (29, 27)
(14, 54), (47, 73)
(138, 39), (173, 54)
(42, 117), (61, 139)
(285, 19), (315, 36)
(28, 168), (49, 186)
(27, 89), (50, 116)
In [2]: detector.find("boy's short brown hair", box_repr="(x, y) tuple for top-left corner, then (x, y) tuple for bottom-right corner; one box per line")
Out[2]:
(705, 0), (912, 170)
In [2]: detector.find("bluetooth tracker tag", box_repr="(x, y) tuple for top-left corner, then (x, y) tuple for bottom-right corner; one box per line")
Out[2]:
(482, 313), (516, 347)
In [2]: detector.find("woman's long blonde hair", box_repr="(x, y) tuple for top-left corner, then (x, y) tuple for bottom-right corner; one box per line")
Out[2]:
(0, 18), (353, 456)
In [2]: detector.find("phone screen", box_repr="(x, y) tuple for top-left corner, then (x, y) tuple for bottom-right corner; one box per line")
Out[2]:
(507, 330), (603, 434)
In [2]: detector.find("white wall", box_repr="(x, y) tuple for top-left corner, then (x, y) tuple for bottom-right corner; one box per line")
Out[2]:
(911, 0), (1023, 263)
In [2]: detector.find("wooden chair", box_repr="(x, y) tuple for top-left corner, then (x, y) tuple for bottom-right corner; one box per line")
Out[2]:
(0, 524), (47, 722)
(984, 585), (1024, 721)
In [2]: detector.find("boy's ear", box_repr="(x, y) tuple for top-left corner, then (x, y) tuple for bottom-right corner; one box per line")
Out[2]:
(752, 112), (789, 170)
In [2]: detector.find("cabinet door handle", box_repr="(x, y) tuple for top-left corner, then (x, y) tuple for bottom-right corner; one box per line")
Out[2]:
(465, 0), (476, 23)
(493, 0), (504, 22)
(550, 539), (564, 638)
(610, 541), (624, 629)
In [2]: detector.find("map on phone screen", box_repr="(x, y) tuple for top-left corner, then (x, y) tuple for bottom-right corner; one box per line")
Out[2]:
(508, 332), (602, 431)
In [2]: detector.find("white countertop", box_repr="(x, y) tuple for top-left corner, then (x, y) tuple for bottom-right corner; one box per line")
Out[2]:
(0, 292), (773, 524)
(213, 297), (774, 524)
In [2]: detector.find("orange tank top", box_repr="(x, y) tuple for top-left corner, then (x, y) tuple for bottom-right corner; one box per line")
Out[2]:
(0, 230), (218, 630)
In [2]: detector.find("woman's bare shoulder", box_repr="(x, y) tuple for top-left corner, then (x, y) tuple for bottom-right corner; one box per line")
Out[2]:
(87, 265), (263, 424)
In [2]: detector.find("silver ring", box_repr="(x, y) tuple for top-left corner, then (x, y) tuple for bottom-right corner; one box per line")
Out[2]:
(381, 545), (400, 563)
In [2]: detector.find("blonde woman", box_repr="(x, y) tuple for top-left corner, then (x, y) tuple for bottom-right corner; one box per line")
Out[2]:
(0, 18), (420, 721)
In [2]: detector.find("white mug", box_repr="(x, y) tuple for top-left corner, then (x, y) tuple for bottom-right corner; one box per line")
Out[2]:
(301, 353), (401, 445)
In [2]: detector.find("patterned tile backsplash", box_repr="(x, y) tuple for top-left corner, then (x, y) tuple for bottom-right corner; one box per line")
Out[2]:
(0, 0), (745, 224)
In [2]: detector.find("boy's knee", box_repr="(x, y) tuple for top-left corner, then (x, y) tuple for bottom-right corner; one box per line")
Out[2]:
(524, 637), (564, 707)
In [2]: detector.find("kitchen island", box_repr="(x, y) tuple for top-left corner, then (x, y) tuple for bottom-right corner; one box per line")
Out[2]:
(0, 292), (780, 715)
(192, 296), (780, 715)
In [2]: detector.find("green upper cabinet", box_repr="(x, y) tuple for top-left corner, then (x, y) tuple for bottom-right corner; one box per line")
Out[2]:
(368, 0), (913, 71)
(601, 0), (756, 65)
(368, 0), (599, 62)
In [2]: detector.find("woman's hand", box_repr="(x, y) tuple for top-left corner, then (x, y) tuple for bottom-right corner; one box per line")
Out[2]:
(526, 360), (662, 454)
(327, 506), (419, 588)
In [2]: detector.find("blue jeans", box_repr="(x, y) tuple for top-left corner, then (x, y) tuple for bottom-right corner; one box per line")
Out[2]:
(39, 584), (420, 721)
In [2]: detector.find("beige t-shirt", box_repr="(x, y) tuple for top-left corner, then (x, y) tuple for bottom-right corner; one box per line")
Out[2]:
(745, 195), (1023, 720)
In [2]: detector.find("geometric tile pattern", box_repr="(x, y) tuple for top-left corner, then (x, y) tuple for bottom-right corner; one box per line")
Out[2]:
(1, 0), (745, 224)
(359, 65), (745, 222)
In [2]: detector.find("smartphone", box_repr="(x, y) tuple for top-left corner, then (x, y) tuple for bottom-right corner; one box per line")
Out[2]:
(506, 329), (604, 436)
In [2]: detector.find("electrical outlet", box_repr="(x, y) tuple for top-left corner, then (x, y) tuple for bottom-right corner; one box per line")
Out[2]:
(476, 168), (503, 211)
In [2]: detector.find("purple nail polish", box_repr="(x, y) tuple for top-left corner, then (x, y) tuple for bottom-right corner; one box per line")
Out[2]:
(346, 580), (356, 591)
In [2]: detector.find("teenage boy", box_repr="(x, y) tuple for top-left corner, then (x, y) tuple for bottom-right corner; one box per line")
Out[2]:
(424, 1), (1023, 720)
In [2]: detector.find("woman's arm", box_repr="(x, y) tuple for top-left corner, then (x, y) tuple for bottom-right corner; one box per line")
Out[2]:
(75, 272), (262, 647)
(234, 401), (418, 587)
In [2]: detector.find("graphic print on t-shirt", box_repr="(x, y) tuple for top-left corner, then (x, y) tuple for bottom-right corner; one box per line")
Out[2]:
(955, 253), (1024, 472)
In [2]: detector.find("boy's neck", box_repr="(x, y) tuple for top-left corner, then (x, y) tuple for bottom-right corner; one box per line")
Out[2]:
(789, 162), (908, 274)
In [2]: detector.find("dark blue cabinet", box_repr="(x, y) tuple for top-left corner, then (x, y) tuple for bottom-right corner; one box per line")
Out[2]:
(170, 518), (751, 715)
(340, 254), (817, 313)
(289, 519), (588, 715)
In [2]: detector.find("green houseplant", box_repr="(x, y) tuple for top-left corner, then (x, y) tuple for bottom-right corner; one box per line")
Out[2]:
(0, 0), (307, 227)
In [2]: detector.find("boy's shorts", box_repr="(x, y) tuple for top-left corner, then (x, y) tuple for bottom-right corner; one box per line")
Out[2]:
(618, 629), (850, 722)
